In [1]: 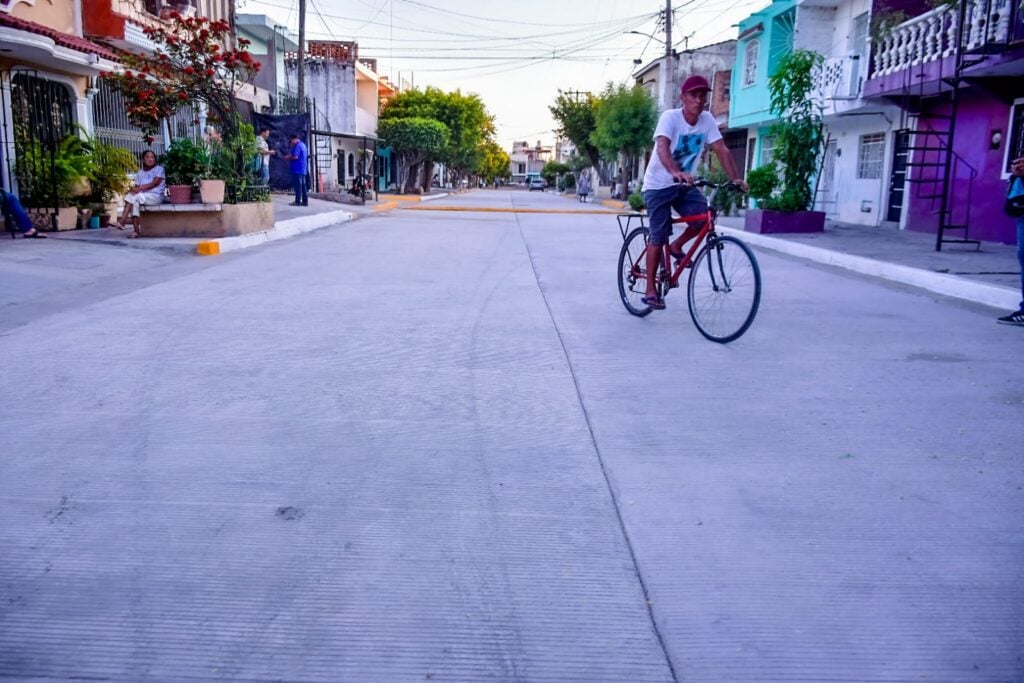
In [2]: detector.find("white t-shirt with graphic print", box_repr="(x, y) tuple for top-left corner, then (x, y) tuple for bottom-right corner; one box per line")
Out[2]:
(642, 109), (722, 191)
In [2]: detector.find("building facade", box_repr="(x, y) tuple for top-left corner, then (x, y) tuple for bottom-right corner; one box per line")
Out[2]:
(235, 14), (298, 115)
(863, 0), (1024, 245)
(1, 0), (119, 223)
(284, 41), (387, 193)
(509, 140), (553, 184)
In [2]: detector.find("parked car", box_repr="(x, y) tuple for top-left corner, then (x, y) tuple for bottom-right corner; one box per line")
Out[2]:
(528, 178), (546, 192)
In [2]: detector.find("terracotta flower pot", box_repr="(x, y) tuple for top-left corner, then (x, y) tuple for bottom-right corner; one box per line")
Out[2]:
(167, 185), (193, 204)
(199, 179), (225, 204)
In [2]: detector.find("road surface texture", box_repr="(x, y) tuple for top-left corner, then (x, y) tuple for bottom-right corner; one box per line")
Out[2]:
(2, 188), (1021, 682)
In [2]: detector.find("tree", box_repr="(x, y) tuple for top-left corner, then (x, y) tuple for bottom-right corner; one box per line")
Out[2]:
(378, 117), (449, 193)
(102, 14), (258, 141)
(475, 140), (511, 183)
(540, 161), (570, 186)
(101, 14), (260, 196)
(747, 49), (825, 212)
(380, 87), (495, 192)
(437, 90), (495, 187)
(549, 91), (600, 168)
(590, 83), (657, 202)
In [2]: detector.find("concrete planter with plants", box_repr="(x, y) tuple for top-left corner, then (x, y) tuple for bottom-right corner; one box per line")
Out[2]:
(743, 50), (827, 235)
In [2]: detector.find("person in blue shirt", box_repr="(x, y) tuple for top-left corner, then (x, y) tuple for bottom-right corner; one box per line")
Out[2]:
(285, 134), (309, 206)
(998, 155), (1024, 326)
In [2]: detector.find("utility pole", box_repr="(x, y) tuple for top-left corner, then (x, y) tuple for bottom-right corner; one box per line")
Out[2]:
(663, 0), (674, 111)
(665, 0), (672, 59)
(297, 0), (306, 113)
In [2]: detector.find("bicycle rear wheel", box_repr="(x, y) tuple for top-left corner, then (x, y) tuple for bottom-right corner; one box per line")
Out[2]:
(687, 235), (761, 343)
(618, 226), (655, 317)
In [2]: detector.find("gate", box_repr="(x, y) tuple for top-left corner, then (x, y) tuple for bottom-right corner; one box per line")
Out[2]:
(0, 70), (76, 228)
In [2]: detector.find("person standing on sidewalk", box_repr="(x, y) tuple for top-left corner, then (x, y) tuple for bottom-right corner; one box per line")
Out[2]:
(285, 134), (308, 206)
(577, 170), (591, 203)
(256, 128), (276, 186)
(998, 155), (1024, 326)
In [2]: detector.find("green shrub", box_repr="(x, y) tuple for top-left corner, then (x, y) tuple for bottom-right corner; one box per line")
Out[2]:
(161, 138), (209, 187)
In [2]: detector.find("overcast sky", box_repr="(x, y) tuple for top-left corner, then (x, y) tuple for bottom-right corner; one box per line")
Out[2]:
(237, 0), (769, 149)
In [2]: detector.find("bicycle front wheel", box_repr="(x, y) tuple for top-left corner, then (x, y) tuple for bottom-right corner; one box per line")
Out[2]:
(687, 235), (761, 343)
(618, 226), (654, 317)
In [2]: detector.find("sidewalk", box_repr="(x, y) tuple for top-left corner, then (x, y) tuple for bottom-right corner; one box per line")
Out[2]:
(592, 193), (1020, 311)
(715, 215), (1020, 311)
(41, 195), (363, 255)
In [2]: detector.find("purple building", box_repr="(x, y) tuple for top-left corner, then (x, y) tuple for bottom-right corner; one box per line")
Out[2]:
(863, 0), (1024, 248)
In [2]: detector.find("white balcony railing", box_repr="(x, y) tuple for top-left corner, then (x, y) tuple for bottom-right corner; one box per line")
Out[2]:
(870, 0), (1012, 78)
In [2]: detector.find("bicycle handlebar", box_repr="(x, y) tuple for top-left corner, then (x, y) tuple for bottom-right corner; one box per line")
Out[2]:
(674, 176), (744, 191)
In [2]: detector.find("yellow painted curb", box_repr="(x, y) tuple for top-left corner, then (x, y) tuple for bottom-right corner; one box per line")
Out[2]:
(399, 205), (618, 215)
(378, 194), (428, 203)
(196, 241), (221, 256)
(373, 201), (399, 212)
(600, 199), (628, 210)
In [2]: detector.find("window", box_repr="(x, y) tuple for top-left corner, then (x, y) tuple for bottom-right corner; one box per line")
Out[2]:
(517, 162), (526, 174)
(348, 153), (354, 177)
(759, 135), (774, 167)
(743, 40), (759, 87)
(857, 133), (886, 179)
(849, 13), (869, 97)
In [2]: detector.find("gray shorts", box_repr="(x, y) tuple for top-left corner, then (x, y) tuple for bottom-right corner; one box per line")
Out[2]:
(643, 185), (709, 245)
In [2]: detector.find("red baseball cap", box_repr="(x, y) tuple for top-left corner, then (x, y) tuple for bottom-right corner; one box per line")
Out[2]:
(680, 75), (711, 94)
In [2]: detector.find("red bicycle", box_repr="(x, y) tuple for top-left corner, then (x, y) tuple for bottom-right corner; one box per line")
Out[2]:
(617, 180), (761, 343)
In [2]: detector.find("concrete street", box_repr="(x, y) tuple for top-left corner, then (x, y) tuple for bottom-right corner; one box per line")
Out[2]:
(1, 188), (1022, 682)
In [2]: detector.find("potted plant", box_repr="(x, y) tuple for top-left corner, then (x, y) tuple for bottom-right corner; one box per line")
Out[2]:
(744, 49), (827, 234)
(161, 138), (208, 204)
(90, 142), (138, 226)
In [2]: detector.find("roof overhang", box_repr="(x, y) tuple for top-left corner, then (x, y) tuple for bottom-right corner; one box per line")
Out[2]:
(0, 25), (119, 75)
(236, 14), (298, 51)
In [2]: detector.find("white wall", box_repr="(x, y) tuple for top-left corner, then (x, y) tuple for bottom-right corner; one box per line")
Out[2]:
(816, 116), (897, 225)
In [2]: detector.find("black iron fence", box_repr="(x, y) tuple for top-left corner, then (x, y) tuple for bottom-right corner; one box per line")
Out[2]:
(0, 70), (76, 225)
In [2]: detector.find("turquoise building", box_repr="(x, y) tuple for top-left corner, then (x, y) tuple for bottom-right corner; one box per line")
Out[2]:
(729, 0), (796, 172)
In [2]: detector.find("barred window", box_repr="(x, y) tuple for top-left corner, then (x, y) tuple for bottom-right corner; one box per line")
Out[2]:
(857, 133), (886, 179)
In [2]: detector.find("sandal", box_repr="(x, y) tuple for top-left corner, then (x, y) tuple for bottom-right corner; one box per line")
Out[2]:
(641, 295), (665, 310)
(22, 230), (47, 239)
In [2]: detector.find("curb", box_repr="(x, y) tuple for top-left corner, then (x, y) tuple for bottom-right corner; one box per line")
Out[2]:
(378, 192), (449, 204)
(206, 209), (355, 254)
(716, 225), (1019, 310)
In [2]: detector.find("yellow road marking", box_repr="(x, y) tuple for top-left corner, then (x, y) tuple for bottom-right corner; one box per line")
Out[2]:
(399, 205), (618, 214)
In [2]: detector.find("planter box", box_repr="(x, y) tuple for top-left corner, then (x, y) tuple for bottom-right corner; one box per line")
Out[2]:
(139, 201), (274, 238)
(744, 209), (825, 234)
(29, 207), (78, 231)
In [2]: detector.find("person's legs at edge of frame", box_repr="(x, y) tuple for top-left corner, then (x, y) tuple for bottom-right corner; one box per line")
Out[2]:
(2, 190), (45, 238)
(998, 215), (1024, 325)
(642, 184), (679, 309)
(261, 163), (270, 186)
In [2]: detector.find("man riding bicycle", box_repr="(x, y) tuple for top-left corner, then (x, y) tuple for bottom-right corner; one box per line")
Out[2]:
(641, 75), (747, 310)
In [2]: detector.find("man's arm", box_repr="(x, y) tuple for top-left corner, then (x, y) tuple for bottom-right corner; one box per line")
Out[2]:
(655, 136), (692, 185)
(709, 139), (748, 192)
